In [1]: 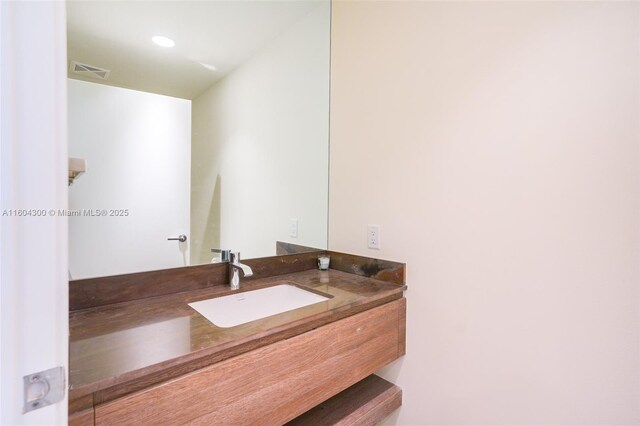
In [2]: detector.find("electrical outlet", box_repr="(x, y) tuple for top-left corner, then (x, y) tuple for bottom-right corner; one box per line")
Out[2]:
(290, 218), (298, 238)
(367, 224), (380, 249)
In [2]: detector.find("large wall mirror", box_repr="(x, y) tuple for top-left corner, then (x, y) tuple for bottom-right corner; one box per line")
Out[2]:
(67, 1), (330, 279)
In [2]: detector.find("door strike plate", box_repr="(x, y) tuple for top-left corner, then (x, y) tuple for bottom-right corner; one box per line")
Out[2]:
(23, 366), (65, 413)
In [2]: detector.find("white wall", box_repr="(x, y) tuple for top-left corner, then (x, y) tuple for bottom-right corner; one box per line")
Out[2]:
(191, 3), (330, 263)
(329, 2), (639, 425)
(1, 1), (68, 424)
(68, 79), (191, 279)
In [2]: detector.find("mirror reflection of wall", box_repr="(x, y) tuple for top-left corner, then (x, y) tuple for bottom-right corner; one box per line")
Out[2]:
(190, 4), (330, 264)
(67, 1), (330, 279)
(68, 80), (192, 279)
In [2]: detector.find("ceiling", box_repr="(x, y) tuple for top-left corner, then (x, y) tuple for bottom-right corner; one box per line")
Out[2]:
(67, 1), (320, 100)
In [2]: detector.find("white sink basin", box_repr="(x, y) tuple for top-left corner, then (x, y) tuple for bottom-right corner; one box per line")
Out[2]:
(188, 284), (330, 328)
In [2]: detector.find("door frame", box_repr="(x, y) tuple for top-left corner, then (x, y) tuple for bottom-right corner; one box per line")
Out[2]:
(1, 1), (68, 424)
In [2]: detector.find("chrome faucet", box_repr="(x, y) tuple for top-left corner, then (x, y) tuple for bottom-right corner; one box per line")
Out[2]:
(229, 252), (253, 290)
(211, 249), (253, 290)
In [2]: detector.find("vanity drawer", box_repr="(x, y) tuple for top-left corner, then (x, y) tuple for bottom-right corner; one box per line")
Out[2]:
(94, 298), (406, 425)
(69, 408), (94, 426)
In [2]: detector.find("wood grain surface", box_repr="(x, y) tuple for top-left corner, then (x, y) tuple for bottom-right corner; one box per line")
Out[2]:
(286, 375), (402, 426)
(94, 300), (403, 426)
(68, 408), (94, 426)
(398, 297), (407, 357)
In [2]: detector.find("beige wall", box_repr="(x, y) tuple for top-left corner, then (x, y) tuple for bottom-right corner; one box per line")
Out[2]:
(329, 2), (639, 425)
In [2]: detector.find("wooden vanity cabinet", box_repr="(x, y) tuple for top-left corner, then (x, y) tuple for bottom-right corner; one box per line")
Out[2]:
(76, 298), (406, 426)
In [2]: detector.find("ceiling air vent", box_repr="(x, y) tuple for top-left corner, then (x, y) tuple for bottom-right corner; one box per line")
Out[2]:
(70, 61), (110, 80)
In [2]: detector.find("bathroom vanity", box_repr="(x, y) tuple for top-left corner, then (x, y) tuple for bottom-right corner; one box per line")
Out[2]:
(68, 251), (406, 425)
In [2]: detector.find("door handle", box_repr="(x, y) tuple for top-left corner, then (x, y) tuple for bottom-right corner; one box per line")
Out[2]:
(168, 234), (187, 242)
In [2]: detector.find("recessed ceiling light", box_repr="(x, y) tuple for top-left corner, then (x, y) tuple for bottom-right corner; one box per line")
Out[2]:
(152, 36), (175, 48)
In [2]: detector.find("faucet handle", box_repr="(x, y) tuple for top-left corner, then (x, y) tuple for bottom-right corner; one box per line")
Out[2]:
(211, 248), (231, 262)
(230, 251), (241, 263)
